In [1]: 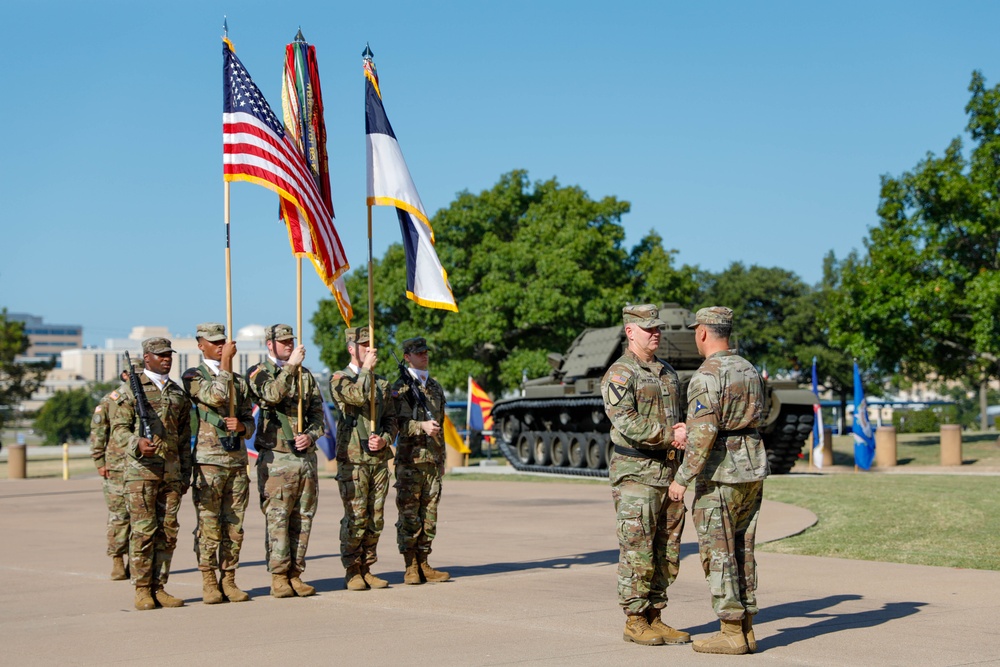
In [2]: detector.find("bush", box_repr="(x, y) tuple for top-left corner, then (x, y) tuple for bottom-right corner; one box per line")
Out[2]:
(892, 406), (959, 433)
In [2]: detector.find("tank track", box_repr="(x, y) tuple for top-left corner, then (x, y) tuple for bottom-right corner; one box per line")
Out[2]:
(492, 397), (610, 477)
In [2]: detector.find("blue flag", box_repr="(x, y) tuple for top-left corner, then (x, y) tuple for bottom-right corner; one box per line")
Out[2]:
(811, 357), (824, 468)
(315, 401), (337, 460)
(852, 362), (876, 470)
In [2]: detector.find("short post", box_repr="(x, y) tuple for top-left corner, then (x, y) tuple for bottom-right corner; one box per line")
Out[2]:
(875, 426), (897, 468)
(822, 427), (834, 467)
(62, 443), (70, 480)
(940, 424), (962, 466)
(7, 443), (27, 479)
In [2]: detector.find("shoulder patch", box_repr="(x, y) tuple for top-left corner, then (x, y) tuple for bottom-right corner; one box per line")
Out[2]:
(109, 390), (120, 402)
(606, 382), (628, 406)
(94, 405), (102, 414)
(249, 367), (263, 381)
(609, 372), (630, 386)
(182, 368), (199, 380)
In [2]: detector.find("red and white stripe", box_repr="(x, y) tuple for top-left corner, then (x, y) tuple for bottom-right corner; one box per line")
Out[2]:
(223, 111), (348, 283)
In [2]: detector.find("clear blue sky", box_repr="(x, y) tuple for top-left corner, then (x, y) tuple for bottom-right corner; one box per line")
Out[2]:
(2, 1), (997, 352)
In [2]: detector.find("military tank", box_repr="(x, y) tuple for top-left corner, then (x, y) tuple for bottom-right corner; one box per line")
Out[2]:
(490, 304), (816, 477)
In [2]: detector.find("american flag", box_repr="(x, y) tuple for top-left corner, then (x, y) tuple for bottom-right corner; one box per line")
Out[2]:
(223, 40), (348, 287)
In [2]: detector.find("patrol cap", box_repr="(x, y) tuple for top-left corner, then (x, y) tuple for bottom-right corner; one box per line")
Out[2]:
(622, 304), (665, 329)
(142, 337), (175, 355)
(687, 306), (734, 329)
(266, 324), (295, 341)
(345, 326), (370, 345)
(195, 322), (226, 342)
(402, 336), (428, 354)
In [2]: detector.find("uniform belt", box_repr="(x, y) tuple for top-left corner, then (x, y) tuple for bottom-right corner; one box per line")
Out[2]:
(614, 445), (675, 462)
(268, 439), (299, 454)
(716, 427), (758, 439)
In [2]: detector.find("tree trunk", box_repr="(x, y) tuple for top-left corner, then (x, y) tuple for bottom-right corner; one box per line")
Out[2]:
(839, 392), (848, 435)
(981, 379), (990, 431)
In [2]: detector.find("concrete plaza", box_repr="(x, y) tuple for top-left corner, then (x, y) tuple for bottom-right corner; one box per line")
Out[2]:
(1, 474), (998, 666)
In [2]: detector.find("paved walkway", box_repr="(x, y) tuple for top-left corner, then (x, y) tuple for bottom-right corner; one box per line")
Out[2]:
(1, 474), (998, 666)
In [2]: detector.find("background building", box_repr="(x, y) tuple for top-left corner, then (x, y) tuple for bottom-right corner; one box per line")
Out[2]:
(8, 313), (82, 365)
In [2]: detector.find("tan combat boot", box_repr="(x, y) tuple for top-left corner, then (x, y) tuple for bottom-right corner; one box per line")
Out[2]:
(361, 563), (389, 589)
(344, 564), (367, 591)
(741, 615), (757, 653)
(134, 585), (156, 611)
(111, 555), (128, 581)
(153, 587), (185, 608)
(403, 552), (422, 585)
(270, 573), (295, 598)
(692, 619), (748, 655)
(417, 553), (450, 583)
(623, 614), (665, 646)
(201, 570), (224, 604)
(288, 569), (316, 597)
(646, 607), (691, 644)
(221, 570), (250, 602)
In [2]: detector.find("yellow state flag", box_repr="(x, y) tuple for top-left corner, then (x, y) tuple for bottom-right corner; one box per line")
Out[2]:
(443, 414), (471, 454)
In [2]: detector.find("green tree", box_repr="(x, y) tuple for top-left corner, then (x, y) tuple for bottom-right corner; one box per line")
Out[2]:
(313, 171), (698, 394)
(829, 71), (1000, 428)
(696, 262), (814, 375)
(0, 309), (51, 442)
(33, 387), (96, 445)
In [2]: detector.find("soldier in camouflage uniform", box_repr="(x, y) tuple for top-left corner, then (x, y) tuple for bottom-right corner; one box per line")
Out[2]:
(89, 365), (135, 581)
(668, 307), (768, 655)
(183, 323), (256, 605)
(601, 304), (691, 647)
(109, 337), (192, 611)
(392, 336), (449, 585)
(246, 324), (324, 599)
(329, 326), (397, 591)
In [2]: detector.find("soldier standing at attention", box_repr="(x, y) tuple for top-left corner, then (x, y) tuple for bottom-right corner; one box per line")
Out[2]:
(109, 337), (192, 611)
(329, 326), (397, 591)
(89, 365), (136, 581)
(601, 304), (691, 647)
(247, 324), (324, 599)
(182, 323), (256, 605)
(668, 307), (768, 655)
(393, 337), (450, 585)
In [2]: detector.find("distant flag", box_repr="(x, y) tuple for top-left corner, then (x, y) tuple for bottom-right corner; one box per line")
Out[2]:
(467, 377), (494, 443)
(442, 413), (471, 454)
(811, 356), (824, 469)
(761, 365), (769, 381)
(280, 31), (353, 325)
(852, 361), (876, 470)
(363, 45), (458, 311)
(314, 400), (337, 460)
(245, 404), (261, 461)
(222, 38), (350, 316)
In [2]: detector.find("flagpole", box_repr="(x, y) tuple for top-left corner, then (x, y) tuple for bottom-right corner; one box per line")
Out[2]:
(297, 257), (304, 431)
(465, 376), (472, 452)
(368, 204), (376, 432)
(224, 181), (236, 425)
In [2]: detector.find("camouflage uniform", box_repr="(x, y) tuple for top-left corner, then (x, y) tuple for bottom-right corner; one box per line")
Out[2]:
(90, 392), (130, 559)
(602, 306), (686, 618)
(676, 308), (768, 623)
(182, 325), (256, 577)
(246, 336), (324, 577)
(109, 343), (192, 591)
(329, 328), (396, 574)
(392, 338), (447, 559)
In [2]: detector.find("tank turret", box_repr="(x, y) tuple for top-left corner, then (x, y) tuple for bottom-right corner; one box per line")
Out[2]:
(491, 304), (815, 476)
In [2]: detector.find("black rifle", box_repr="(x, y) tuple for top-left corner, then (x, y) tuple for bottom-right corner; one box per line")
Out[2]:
(123, 351), (156, 455)
(391, 349), (439, 444)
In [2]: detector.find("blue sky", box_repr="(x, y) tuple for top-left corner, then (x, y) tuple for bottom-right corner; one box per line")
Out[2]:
(2, 1), (997, 354)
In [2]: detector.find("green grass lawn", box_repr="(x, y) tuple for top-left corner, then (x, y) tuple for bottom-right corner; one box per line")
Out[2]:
(762, 474), (1000, 571)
